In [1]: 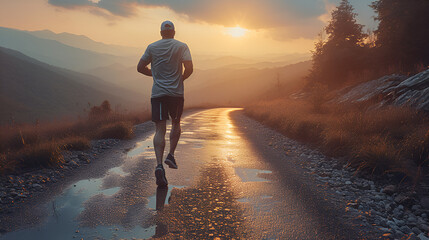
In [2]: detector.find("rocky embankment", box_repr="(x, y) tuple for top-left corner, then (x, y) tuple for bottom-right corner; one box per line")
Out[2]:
(0, 139), (120, 215)
(307, 156), (429, 239)
(337, 69), (429, 112)
(247, 105), (429, 240)
(277, 139), (429, 239)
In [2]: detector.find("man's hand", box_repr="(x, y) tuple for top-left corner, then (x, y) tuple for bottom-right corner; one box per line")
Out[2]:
(137, 59), (152, 76)
(182, 60), (193, 81)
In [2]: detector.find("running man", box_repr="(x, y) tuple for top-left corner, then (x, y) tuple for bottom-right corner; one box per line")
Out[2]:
(137, 20), (193, 187)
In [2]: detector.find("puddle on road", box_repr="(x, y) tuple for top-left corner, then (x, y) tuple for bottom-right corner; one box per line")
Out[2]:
(1, 178), (154, 240)
(108, 166), (129, 176)
(1, 136), (160, 240)
(182, 131), (195, 135)
(237, 198), (251, 203)
(261, 195), (273, 199)
(126, 137), (153, 158)
(178, 137), (204, 149)
(237, 195), (274, 203)
(234, 168), (272, 182)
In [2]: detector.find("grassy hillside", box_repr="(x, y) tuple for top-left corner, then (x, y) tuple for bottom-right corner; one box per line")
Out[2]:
(244, 67), (429, 180)
(0, 101), (150, 174)
(0, 47), (147, 124)
(245, 99), (429, 180)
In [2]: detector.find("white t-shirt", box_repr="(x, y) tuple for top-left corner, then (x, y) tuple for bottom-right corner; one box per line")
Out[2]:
(141, 38), (192, 98)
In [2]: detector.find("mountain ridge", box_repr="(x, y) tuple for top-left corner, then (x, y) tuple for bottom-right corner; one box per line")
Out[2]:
(28, 29), (141, 57)
(0, 27), (135, 71)
(0, 47), (148, 124)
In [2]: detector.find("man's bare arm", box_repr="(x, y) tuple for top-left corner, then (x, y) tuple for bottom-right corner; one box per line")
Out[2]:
(182, 60), (193, 81)
(137, 59), (152, 76)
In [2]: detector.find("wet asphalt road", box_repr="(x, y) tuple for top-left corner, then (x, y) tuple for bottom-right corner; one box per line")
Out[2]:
(1, 108), (374, 239)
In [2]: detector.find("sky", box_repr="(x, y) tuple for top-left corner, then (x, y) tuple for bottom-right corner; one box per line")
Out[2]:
(0, 0), (376, 57)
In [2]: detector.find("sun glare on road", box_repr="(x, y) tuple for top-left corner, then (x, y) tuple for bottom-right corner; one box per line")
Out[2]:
(226, 26), (247, 37)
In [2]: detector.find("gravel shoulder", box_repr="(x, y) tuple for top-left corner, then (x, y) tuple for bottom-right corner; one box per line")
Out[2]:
(0, 121), (154, 233)
(232, 110), (429, 240)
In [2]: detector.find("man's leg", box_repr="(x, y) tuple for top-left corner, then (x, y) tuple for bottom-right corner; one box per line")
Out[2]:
(169, 121), (181, 156)
(164, 97), (183, 169)
(154, 121), (167, 165)
(151, 97), (169, 187)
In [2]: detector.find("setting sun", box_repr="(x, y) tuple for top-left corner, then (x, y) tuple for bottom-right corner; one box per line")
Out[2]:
(226, 26), (247, 37)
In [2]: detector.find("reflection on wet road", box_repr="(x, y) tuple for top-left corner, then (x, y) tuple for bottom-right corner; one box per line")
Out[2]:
(1, 108), (364, 239)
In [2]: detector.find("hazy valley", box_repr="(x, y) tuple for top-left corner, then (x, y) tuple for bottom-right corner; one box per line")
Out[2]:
(0, 46), (147, 123)
(0, 27), (310, 124)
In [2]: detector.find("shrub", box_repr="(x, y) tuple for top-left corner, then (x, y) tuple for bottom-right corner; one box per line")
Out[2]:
(59, 136), (91, 151)
(403, 128), (429, 166)
(0, 153), (16, 175)
(96, 121), (134, 140)
(309, 82), (329, 113)
(1, 128), (40, 151)
(322, 129), (353, 156)
(16, 142), (64, 169)
(89, 100), (112, 120)
(353, 136), (400, 174)
(294, 120), (323, 143)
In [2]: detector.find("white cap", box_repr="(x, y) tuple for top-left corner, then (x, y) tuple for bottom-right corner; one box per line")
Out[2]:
(161, 20), (175, 31)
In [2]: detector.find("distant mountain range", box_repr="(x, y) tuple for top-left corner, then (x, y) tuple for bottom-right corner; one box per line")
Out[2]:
(184, 61), (312, 107)
(0, 27), (136, 71)
(28, 29), (141, 57)
(1, 26), (311, 71)
(194, 53), (310, 70)
(0, 47), (148, 124)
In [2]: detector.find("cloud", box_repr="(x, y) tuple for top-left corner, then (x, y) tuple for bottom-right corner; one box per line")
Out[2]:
(96, 0), (140, 17)
(48, 0), (327, 27)
(48, 0), (376, 39)
(266, 20), (325, 41)
(318, 0), (337, 24)
(48, 0), (96, 9)
(143, 0), (328, 29)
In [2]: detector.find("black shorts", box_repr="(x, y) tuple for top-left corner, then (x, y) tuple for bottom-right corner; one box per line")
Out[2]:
(151, 96), (184, 123)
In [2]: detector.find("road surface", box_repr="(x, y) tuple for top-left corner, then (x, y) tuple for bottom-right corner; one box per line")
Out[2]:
(1, 108), (375, 239)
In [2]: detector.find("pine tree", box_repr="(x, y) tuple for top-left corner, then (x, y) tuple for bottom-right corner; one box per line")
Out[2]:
(371, 0), (429, 71)
(326, 0), (366, 46)
(308, 0), (367, 88)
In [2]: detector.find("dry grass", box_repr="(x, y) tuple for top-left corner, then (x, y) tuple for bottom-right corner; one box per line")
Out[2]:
(0, 153), (15, 175)
(15, 142), (65, 169)
(96, 121), (134, 140)
(0, 106), (150, 175)
(58, 136), (91, 151)
(245, 98), (429, 179)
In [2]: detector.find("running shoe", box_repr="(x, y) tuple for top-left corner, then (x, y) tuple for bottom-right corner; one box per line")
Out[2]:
(164, 153), (178, 169)
(155, 164), (168, 187)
